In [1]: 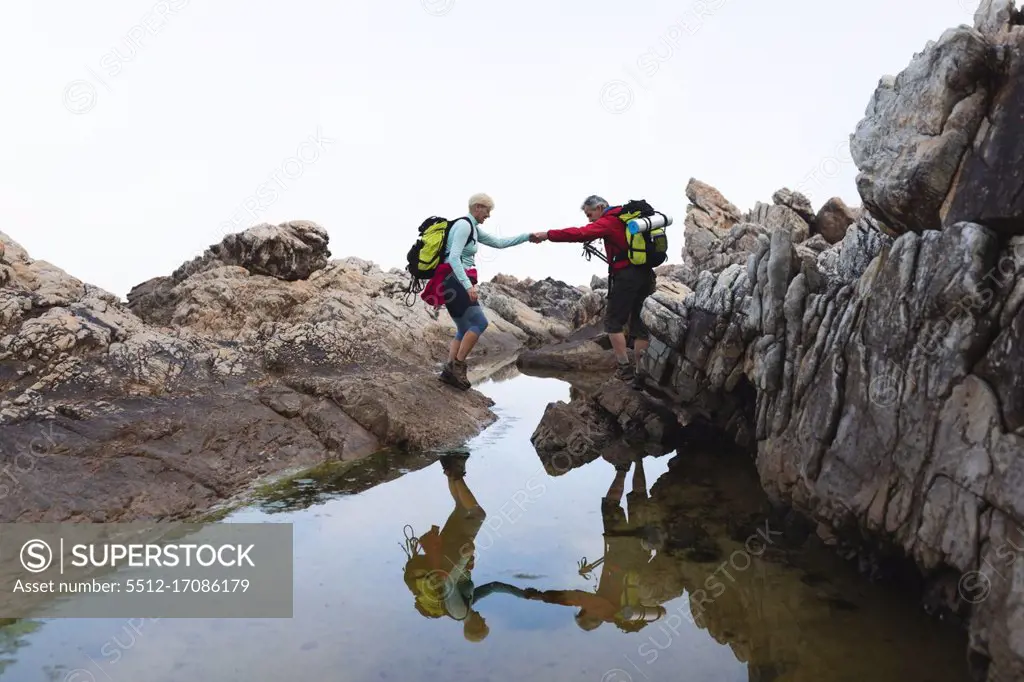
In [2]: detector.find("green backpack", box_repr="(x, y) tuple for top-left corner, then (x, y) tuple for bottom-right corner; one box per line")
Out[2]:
(404, 216), (475, 305)
(406, 216), (475, 280)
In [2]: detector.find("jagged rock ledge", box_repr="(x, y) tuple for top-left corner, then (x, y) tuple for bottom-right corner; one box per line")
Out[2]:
(0, 222), (594, 522)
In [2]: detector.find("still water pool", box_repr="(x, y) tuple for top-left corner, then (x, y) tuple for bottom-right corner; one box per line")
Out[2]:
(0, 371), (971, 682)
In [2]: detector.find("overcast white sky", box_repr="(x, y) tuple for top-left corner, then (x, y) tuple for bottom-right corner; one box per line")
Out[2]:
(2, 0), (978, 299)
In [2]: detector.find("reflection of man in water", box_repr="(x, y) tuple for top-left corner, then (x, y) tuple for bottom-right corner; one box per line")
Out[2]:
(401, 453), (520, 641)
(523, 452), (667, 632)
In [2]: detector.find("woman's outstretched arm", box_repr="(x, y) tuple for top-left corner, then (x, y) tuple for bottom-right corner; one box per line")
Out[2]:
(476, 228), (531, 249)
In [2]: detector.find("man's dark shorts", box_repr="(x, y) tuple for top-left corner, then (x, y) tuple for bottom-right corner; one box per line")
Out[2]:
(605, 266), (657, 340)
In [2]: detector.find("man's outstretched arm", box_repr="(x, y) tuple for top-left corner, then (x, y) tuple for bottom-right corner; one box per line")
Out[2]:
(537, 217), (616, 244)
(472, 581), (530, 602)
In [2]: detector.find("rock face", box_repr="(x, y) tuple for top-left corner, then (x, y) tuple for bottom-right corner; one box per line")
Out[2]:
(814, 197), (862, 244)
(815, 215), (895, 284)
(681, 179), (743, 283)
(945, 2), (1024, 234)
(477, 274), (605, 346)
(772, 188), (817, 226)
(618, 9), (1024, 679)
(680, 180), (814, 291)
(852, 3), (1024, 237)
(645, 186), (1023, 679)
(126, 221), (332, 326)
(850, 26), (993, 234)
(644, 189), (1023, 680)
(0, 224), (593, 522)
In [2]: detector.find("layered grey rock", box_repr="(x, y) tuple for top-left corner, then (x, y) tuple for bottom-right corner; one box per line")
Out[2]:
(681, 179), (744, 288)
(815, 215), (895, 284)
(680, 181), (816, 292)
(772, 188), (817, 226)
(849, 21), (1003, 234)
(849, 1), (1024, 242)
(629, 9), (1024, 674)
(643, 186), (1022, 678)
(745, 198), (811, 244)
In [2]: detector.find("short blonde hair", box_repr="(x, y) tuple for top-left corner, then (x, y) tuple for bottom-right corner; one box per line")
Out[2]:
(468, 193), (494, 210)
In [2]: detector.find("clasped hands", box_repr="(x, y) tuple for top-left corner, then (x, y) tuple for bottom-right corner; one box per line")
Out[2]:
(528, 232), (549, 243)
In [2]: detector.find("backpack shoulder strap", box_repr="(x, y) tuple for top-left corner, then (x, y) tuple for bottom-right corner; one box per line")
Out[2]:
(442, 217), (475, 257)
(450, 216), (476, 244)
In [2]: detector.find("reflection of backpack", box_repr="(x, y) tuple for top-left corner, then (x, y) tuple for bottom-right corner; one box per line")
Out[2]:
(404, 216), (475, 304)
(617, 199), (669, 268)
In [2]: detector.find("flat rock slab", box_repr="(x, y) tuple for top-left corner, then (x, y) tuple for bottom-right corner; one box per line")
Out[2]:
(0, 368), (497, 523)
(517, 338), (619, 373)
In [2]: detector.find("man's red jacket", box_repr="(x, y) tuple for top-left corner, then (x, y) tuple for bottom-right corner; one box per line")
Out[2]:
(546, 206), (631, 273)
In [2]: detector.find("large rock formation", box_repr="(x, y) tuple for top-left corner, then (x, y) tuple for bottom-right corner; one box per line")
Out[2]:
(679, 179), (815, 290)
(124, 222), (566, 368)
(639, 198), (1022, 680)
(852, 0), (1024, 236)
(0, 223), (593, 522)
(569, 6), (1024, 680)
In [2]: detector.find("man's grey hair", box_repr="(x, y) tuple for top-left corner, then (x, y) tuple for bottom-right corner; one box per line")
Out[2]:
(581, 195), (608, 211)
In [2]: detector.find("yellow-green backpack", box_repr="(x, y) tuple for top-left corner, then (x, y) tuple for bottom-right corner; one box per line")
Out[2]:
(617, 199), (669, 268)
(406, 216), (475, 280)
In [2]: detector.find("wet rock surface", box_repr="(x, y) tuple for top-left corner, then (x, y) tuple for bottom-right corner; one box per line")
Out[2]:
(0, 224), (591, 522)
(530, 373), (685, 477)
(517, 338), (618, 373)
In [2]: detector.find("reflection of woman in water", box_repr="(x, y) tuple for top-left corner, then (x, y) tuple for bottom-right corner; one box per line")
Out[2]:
(400, 453), (522, 642)
(522, 452), (668, 632)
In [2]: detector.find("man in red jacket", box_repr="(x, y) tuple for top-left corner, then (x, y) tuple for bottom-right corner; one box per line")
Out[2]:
(531, 195), (657, 386)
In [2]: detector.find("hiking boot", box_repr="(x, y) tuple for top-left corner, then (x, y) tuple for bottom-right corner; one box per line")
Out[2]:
(632, 350), (650, 390)
(631, 369), (646, 390)
(450, 359), (471, 390)
(614, 363), (634, 382)
(439, 360), (468, 390)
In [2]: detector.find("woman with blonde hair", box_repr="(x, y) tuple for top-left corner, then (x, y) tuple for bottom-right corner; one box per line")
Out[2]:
(421, 193), (533, 390)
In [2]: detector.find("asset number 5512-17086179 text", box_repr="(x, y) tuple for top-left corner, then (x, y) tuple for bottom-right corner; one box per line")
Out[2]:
(125, 578), (250, 593)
